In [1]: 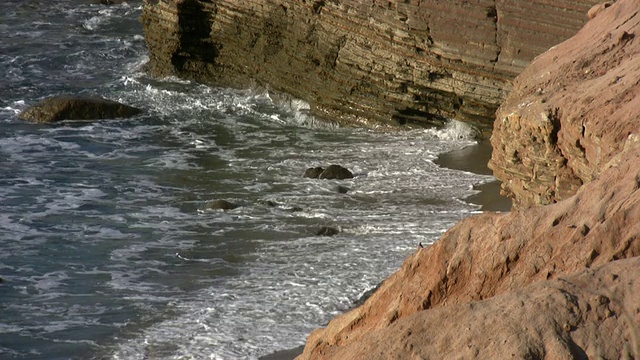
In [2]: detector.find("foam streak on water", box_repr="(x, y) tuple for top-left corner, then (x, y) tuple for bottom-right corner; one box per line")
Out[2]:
(0, 1), (495, 359)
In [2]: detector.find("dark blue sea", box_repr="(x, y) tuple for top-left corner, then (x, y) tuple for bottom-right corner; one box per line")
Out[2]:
(0, 1), (494, 358)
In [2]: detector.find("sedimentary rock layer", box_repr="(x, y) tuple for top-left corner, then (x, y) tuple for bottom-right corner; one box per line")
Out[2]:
(141, 0), (599, 132)
(490, 0), (640, 208)
(298, 1), (640, 358)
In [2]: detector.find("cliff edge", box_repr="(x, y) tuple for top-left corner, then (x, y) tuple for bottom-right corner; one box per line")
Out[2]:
(298, 1), (640, 358)
(141, 0), (599, 132)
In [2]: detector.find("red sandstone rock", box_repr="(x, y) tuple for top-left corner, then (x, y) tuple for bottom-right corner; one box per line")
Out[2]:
(141, 0), (599, 133)
(312, 257), (640, 359)
(587, 2), (613, 19)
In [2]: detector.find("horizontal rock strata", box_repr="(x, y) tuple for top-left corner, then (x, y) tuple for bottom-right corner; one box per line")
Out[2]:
(490, 0), (640, 208)
(142, 0), (599, 131)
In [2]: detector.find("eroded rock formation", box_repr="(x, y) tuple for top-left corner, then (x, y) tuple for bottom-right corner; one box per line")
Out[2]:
(490, 0), (640, 208)
(141, 0), (599, 132)
(297, 1), (640, 358)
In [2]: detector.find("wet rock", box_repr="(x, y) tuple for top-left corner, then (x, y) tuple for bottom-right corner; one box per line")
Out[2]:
(206, 199), (239, 211)
(19, 96), (141, 123)
(260, 199), (303, 212)
(319, 165), (353, 180)
(303, 166), (324, 179)
(316, 226), (339, 236)
(335, 185), (349, 194)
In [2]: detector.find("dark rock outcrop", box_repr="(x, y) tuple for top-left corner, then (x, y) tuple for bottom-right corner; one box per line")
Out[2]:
(303, 167), (325, 179)
(335, 185), (349, 194)
(316, 226), (340, 236)
(141, 0), (600, 132)
(19, 96), (141, 123)
(318, 165), (353, 180)
(298, 1), (640, 358)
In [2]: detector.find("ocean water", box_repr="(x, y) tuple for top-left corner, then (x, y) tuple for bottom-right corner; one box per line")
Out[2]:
(0, 1), (495, 359)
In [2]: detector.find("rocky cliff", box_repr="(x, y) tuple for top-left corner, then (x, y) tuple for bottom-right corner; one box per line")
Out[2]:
(490, 0), (639, 208)
(141, 0), (600, 132)
(298, 1), (640, 358)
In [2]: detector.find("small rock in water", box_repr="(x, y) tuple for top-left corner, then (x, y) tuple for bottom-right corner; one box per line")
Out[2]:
(19, 95), (142, 123)
(303, 166), (325, 179)
(319, 164), (354, 180)
(206, 199), (239, 210)
(336, 185), (350, 194)
(316, 226), (340, 236)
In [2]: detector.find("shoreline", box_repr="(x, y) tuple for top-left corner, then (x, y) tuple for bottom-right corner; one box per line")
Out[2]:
(434, 139), (512, 212)
(260, 139), (510, 360)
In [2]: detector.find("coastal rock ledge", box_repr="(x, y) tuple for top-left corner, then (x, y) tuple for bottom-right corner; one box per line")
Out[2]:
(141, 0), (599, 132)
(298, 1), (640, 359)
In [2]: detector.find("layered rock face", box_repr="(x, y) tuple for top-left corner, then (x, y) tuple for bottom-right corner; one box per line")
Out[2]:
(298, 1), (640, 358)
(141, 0), (599, 132)
(490, 0), (640, 208)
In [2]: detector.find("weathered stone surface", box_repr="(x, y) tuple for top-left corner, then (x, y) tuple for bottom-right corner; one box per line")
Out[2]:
(490, 0), (640, 208)
(313, 257), (640, 359)
(19, 96), (141, 123)
(141, 0), (599, 132)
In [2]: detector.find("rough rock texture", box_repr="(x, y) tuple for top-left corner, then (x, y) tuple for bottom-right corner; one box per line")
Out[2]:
(298, 1), (640, 358)
(490, 0), (640, 208)
(141, 0), (599, 132)
(314, 258), (640, 359)
(19, 96), (141, 123)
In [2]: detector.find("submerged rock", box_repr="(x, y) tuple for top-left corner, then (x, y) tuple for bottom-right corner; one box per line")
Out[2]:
(206, 199), (239, 211)
(19, 96), (141, 123)
(315, 226), (339, 237)
(318, 165), (353, 180)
